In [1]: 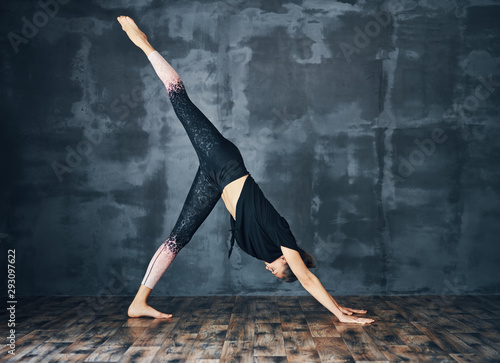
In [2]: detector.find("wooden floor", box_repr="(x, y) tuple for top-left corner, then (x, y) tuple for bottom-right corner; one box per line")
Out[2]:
(1, 295), (500, 362)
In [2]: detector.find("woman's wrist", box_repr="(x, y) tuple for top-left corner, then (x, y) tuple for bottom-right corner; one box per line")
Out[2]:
(334, 311), (345, 319)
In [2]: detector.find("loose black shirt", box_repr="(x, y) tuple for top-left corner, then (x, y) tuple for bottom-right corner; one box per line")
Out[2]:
(229, 175), (300, 262)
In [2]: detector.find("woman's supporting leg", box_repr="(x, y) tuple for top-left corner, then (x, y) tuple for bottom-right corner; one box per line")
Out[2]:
(128, 167), (220, 318)
(141, 167), (220, 289)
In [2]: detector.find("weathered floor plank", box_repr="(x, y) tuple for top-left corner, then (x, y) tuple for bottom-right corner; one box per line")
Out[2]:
(1, 295), (499, 362)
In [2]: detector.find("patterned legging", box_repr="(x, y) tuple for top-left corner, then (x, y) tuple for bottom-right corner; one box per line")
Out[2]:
(141, 51), (248, 289)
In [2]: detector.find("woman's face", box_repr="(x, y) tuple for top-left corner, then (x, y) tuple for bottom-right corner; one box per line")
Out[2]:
(264, 256), (287, 279)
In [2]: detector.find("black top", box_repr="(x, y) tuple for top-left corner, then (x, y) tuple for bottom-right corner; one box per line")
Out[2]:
(229, 175), (300, 262)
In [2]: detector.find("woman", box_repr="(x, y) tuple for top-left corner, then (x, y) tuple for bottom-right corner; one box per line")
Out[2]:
(117, 16), (374, 325)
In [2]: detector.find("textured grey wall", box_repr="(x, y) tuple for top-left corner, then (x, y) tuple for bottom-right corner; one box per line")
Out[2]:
(1, 0), (499, 297)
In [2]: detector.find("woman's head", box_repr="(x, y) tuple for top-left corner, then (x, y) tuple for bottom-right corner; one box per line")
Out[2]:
(264, 248), (316, 282)
(264, 256), (288, 279)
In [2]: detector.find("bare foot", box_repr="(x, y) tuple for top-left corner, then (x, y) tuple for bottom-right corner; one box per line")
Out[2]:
(128, 300), (172, 319)
(117, 15), (155, 55)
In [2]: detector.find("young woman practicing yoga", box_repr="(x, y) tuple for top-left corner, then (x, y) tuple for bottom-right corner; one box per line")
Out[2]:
(117, 16), (374, 325)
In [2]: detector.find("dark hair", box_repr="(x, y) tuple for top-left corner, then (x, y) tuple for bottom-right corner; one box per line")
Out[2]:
(281, 248), (316, 283)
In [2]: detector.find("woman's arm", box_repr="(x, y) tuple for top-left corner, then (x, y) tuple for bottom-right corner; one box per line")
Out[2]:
(281, 246), (374, 324)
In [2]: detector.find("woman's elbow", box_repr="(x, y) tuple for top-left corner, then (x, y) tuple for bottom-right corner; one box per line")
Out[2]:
(298, 271), (318, 288)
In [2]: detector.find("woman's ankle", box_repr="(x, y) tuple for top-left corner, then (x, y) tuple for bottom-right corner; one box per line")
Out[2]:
(134, 283), (153, 303)
(142, 43), (156, 57)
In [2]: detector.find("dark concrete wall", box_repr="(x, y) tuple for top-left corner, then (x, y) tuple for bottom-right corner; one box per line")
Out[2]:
(1, 0), (499, 297)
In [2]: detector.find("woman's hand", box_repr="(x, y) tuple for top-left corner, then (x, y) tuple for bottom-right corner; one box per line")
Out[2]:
(338, 306), (368, 315)
(338, 314), (375, 324)
(280, 248), (374, 325)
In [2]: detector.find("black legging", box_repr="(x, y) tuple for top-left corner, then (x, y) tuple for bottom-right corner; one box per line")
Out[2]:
(141, 50), (248, 288)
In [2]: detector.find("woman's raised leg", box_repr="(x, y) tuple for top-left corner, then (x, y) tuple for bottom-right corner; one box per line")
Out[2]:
(117, 16), (155, 56)
(118, 16), (229, 168)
